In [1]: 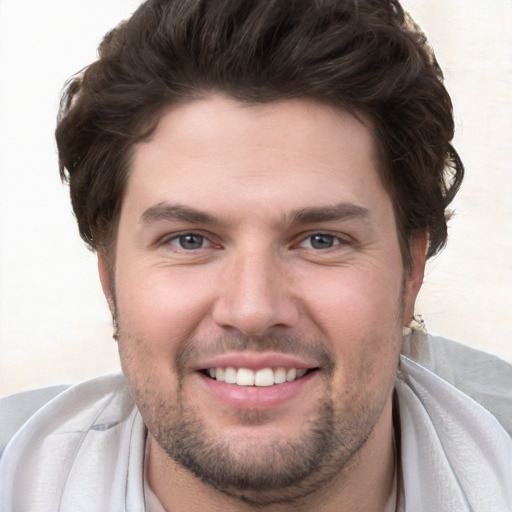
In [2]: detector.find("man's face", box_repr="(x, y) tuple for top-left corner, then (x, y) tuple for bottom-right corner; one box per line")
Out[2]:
(100, 95), (424, 503)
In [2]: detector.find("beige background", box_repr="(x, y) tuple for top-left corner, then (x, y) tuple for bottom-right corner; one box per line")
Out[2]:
(0, 0), (511, 397)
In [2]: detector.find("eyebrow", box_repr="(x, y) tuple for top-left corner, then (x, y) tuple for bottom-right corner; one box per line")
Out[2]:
(139, 203), (220, 225)
(288, 203), (371, 225)
(139, 201), (371, 227)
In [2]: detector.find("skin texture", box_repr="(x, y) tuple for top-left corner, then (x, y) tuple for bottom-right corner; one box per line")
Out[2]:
(98, 95), (426, 511)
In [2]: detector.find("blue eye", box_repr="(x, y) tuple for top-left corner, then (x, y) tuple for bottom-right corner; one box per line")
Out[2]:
(173, 234), (206, 250)
(300, 234), (340, 250)
(310, 234), (336, 249)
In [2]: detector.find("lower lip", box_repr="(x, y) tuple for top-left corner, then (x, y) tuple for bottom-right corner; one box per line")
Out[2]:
(196, 371), (317, 410)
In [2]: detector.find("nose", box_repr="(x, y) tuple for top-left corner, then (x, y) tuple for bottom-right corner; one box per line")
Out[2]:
(212, 248), (300, 337)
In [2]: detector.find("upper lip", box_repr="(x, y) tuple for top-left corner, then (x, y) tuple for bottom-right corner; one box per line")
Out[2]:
(192, 351), (319, 371)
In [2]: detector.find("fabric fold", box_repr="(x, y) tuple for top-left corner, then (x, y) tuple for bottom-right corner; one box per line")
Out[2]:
(397, 356), (512, 512)
(1, 336), (511, 511)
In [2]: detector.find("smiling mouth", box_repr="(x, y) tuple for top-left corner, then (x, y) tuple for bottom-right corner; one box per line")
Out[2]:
(201, 367), (318, 387)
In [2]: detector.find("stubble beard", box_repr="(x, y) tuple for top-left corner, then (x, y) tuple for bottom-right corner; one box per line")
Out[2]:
(119, 330), (400, 506)
(153, 391), (377, 505)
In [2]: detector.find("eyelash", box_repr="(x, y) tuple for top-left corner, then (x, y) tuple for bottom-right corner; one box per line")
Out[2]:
(298, 233), (344, 250)
(161, 231), (349, 252)
(164, 232), (214, 250)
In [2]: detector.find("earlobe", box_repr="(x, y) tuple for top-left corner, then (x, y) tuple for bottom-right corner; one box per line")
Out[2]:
(403, 234), (428, 324)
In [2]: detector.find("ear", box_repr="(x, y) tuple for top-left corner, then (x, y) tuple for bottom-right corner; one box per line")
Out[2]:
(402, 233), (428, 325)
(98, 248), (115, 316)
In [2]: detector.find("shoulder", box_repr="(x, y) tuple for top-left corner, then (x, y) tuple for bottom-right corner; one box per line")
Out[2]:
(0, 373), (129, 460)
(402, 330), (512, 435)
(398, 334), (512, 509)
(0, 373), (142, 510)
(0, 385), (68, 458)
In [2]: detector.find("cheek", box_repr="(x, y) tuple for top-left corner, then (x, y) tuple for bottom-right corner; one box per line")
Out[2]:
(115, 265), (215, 352)
(300, 267), (404, 383)
(303, 268), (403, 337)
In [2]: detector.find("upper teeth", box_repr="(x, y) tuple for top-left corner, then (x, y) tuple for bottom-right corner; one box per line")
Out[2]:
(208, 367), (307, 386)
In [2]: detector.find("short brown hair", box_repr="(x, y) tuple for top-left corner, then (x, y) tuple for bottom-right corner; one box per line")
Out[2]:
(56, 0), (463, 267)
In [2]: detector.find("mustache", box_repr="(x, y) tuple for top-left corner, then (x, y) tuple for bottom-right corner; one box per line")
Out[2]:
(175, 332), (336, 374)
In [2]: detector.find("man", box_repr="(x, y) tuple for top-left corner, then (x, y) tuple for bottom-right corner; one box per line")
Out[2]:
(0, 0), (511, 510)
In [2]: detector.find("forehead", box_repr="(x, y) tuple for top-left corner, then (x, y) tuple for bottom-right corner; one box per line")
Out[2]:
(123, 94), (390, 223)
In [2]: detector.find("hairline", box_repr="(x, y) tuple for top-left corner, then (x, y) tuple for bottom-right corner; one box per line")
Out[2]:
(98, 93), (419, 281)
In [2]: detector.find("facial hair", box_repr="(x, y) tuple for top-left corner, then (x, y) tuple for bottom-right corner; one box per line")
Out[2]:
(118, 330), (401, 505)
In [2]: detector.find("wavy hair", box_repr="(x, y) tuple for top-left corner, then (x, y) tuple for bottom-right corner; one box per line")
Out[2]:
(56, 0), (463, 267)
